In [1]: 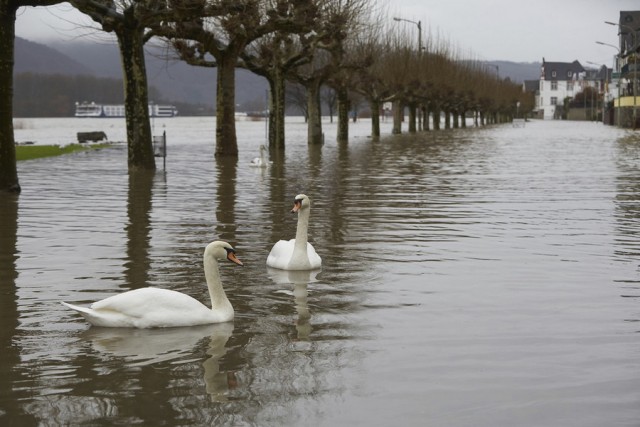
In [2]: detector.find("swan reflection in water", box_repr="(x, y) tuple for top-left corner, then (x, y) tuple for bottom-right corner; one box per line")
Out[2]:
(267, 268), (320, 341)
(81, 322), (236, 401)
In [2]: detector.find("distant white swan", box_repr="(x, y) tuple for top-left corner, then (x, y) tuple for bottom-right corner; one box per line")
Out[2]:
(250, 145), (269, 167)
(267, 194), (322, 270)
(61, 241), (243, 328)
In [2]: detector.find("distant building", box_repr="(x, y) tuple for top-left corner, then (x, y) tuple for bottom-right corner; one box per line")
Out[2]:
(536, 59), (606, 120)
(613, 10), (640, 128)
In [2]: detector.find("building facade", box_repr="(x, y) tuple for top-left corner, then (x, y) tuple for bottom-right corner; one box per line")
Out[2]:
(613, 10), (640, 128)
(537, 59), (602, 120)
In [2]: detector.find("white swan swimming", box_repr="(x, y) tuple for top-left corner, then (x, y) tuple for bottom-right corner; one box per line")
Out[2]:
(250, 145), (269, 167)
(61, 241), (243, 328)
(267, 194), (322, 270)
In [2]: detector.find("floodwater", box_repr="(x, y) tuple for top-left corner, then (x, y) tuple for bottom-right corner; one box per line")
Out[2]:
(2, 117), (640, 426)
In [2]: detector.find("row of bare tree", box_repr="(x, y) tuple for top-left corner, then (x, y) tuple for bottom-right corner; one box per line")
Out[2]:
(0, 0), (533, 193)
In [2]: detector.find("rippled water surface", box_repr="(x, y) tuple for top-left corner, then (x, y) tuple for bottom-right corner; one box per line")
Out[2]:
(2, 117), (640, 426)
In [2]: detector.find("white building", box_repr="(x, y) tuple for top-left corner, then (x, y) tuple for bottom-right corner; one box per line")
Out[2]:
(537, 59), (601, 120)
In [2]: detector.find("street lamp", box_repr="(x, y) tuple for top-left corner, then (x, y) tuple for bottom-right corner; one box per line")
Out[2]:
(596, 41), (621, 126)
(393, 17), (422, 53)
(485, 63), (499, 79)
(596, 40), (620, 51)
(605, 20), (638, 129)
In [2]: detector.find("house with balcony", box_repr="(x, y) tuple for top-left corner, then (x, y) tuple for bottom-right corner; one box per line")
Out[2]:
(612, 10), (640, 128)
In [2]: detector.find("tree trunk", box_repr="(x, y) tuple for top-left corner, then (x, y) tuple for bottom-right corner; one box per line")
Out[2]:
(336, 86), (349, 143)
(432, 104), (441, 130)
(267, 78), (276, 148)
(273, 70), (286, 151)
(117, 27), (155, 170)
(307, 78), (323, 145)
(392, 100), (402, 134)
(444, 108), (451, 129)
(215, 55), (239, 156)
(408, 102), (417, 133)
(0, 4), (20, 193)
(423, 106), (430, 131)
(369, 99), (380, 139)
(452, 110), (459, 128)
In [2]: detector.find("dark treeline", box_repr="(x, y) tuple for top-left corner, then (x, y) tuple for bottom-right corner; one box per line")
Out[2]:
(14, 73), (128, 117)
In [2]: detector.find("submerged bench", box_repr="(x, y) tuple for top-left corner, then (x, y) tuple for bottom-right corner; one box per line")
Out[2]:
(77, 131), (108, 143)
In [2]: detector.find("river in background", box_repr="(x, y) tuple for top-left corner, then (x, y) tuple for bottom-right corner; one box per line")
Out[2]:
(1, 117), (640, 426)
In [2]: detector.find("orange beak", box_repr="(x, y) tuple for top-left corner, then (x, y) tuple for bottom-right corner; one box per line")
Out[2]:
(291, 200), (302, 213)
(227, 251), (244, 266)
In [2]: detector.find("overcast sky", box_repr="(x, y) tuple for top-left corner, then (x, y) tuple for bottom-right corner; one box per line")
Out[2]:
(14, 0), (638, 66)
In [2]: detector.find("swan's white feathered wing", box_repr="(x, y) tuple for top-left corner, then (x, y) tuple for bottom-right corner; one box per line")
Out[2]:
(61, 241), (241, 328)
(266, 239), (322, 270)
(62, 287), (230, 328)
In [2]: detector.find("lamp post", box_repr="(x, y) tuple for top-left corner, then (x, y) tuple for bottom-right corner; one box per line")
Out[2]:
(597, 41), (622, 126)
(393, 17), (422, 53)
(485, 63), (499, 79)
(605, 20), (638, 129)
(393, 17), (423, 132)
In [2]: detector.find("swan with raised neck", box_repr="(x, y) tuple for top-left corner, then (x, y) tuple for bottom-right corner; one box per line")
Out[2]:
(250, 144), (269, 167)
(61, 241), (243, 328)
(267, 194), (322, 270)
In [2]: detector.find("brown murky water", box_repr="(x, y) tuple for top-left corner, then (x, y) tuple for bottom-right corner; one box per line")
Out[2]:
(2, 118), (640, 426)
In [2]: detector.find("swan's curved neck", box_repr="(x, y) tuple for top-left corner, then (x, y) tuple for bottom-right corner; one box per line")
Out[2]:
(293, 207), (310, 257)
(203, 256), (230, 310)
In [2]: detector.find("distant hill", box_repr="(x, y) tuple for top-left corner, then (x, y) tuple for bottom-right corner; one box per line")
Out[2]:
(14, 37), (268, 109)
(14, 37), (542, 111)
(14, 38), (94, 76)
(48, 40), (221, 106)
(488, 61), (541, 83)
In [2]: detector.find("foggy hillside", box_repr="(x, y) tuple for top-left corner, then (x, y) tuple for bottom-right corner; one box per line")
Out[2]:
(14, 37), (542, 109)
(15, 38), (268, 109)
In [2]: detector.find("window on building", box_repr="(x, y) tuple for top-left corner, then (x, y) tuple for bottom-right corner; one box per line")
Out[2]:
(567, 82), (573, 91)
(567, 71), (572, 78)
(551, 81), (558, 90)
(552, 70), (557, 78)
(551, 97), (558, 105)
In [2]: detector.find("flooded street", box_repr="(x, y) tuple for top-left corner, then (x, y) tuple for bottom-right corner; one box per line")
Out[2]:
(2, 117), (640, 426)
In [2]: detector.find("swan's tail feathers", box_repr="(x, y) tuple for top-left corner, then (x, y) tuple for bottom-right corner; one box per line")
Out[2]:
(61, 301), (133, 327)
(61, 302), (101, 325)
(61, 301), (91, 314)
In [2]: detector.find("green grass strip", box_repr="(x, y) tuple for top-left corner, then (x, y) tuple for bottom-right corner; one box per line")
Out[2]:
(16, 144), (112, 161)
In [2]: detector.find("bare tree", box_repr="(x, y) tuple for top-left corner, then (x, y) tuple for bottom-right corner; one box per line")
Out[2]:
(241, 31), (314, 151)
(349, 15), (389, 138)
(291, 47), (333, 144)
(285, 82), (308, 120)
(159, 0), (317, 157)
(320, 85), (336, 122)
(1, 0), (61, 193)
(67, 0), (169, 170)
(287, 0), (370, 145)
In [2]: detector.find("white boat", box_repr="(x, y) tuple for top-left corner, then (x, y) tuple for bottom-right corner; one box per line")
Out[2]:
(75, 102), (103, 117)
(152, 104), (178, 117)
(75, 102), (178, 118)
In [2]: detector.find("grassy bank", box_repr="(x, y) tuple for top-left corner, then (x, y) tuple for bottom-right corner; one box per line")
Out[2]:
(16, 143), (112, 161)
